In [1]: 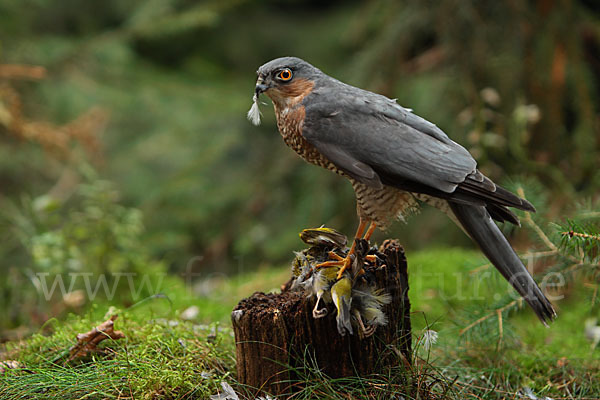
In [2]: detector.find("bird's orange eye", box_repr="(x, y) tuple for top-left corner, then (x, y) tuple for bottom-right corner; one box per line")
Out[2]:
(277, 68), (293, 81)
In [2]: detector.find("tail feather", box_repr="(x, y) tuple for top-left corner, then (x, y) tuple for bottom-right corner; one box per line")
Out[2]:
(486, 203), (520, 225)
(449, 202), (556, 325)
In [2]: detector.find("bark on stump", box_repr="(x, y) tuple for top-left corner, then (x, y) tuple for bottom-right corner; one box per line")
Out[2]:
(231, 239), (411, 398)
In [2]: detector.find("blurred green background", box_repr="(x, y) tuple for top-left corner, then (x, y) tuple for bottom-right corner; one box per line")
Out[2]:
(1, 0), (599, 339)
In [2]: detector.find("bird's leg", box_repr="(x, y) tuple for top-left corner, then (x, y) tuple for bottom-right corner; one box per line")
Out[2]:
(312, 260), (345, 269)
(335, 220), (372, 279)
(339, 221), (377, 278)
(314, 220), (379, 279)
(314, 219), (368, 271)
(345, 219), (368, 259)
(354, 310), (376, 339)
(358, 223), (378, 267)
(328, 251), (345, 261)
(312, 293), (328, 319)
(313, 253), (346, 271)
(363, 222), (377, 241)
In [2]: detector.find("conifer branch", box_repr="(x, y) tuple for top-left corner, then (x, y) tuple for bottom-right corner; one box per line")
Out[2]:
(459, 299), (522, 336)
(561, 230), (600, 242)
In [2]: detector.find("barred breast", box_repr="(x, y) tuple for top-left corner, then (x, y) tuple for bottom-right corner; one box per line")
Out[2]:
(351, 180), (420, 229)
(275, 105), (342, 174)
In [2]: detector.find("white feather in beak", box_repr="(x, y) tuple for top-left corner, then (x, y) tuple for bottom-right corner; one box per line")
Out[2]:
(247, 93), (262, 126)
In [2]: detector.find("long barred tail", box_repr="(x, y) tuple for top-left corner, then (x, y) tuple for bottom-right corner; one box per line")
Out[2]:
(449, 202), (556, 325)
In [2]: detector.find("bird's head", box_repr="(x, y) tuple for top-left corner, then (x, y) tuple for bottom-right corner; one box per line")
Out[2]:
(254, 57), (321, 106)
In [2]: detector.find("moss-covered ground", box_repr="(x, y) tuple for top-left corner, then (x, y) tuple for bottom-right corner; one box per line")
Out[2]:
(1, 248), (598, 399)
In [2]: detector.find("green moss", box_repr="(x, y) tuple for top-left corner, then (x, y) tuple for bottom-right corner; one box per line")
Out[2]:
(1, 311), (234, 399)
(2, 248), (599, 399)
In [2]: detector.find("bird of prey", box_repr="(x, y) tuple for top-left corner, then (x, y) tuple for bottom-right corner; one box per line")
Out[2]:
(248, 56), (556, 325)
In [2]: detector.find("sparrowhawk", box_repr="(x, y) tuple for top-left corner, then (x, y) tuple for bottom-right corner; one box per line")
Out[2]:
(248, 56), (556, 325)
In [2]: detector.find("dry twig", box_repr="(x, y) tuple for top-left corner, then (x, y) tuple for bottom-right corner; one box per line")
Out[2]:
(67, 315), (125, 363)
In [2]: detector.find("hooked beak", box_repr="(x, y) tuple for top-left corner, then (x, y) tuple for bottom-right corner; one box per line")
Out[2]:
(255, 76), (270, 95)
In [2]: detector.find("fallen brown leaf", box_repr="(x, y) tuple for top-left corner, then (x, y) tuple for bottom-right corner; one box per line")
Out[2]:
(67, 315), (125, 363)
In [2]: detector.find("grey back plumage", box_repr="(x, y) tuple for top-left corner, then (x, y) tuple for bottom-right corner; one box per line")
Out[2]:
(301, 75), (477, 194)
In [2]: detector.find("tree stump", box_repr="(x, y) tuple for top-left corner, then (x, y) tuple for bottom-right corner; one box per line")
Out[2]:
(231, 239), (411, 398)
